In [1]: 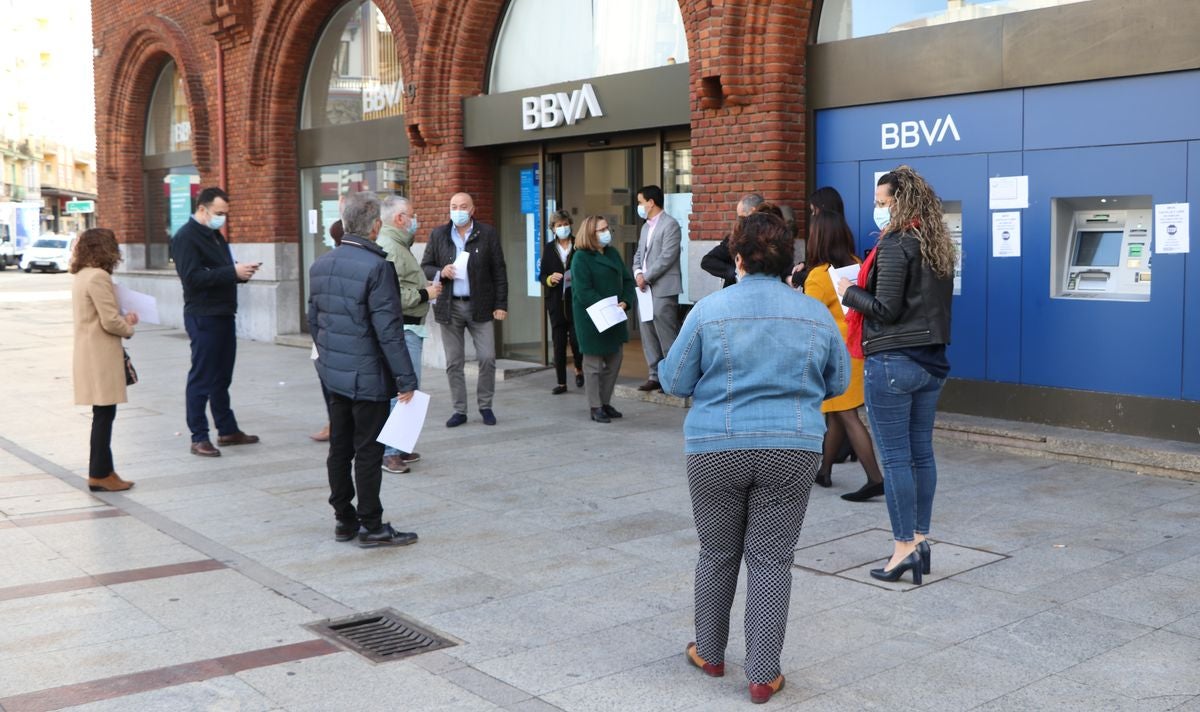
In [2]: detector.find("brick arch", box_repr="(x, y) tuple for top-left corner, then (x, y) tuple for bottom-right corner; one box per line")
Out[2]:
(97, 15), (211, 242)
(243, 0), (420, 167)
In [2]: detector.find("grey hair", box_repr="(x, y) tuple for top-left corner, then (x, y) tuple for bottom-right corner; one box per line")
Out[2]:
(380, 195), (411, 225)
(738, 193), (765, 213)
(342, 191), (381, 236)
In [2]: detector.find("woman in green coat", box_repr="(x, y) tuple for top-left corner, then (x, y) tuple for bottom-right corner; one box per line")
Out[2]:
(571, 215), (637, 423)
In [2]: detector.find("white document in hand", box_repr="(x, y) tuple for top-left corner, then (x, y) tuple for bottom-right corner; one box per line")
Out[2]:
(452, 249), (471, 287)
(829, 264), (861, 302)
(376, 390), (431, 454)
(114, 284), (161, 324)
(586, 295), (627, 332)
(636, 284), (655, 322)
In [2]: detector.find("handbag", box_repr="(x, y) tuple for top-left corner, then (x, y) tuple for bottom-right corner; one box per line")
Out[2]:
(124, 349), (138, 386)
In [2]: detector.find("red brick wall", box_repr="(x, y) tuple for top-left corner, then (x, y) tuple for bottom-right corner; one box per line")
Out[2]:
(92, 0), (814, 247)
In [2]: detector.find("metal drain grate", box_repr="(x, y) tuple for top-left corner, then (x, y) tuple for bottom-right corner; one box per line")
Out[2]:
(307, 608), (456, 663)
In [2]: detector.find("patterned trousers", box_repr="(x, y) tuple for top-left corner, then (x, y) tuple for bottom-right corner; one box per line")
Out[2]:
(687, 448), (820, 684)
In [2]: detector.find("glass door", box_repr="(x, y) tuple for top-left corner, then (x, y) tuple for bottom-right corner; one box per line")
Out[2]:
(496, 154), (545, 362)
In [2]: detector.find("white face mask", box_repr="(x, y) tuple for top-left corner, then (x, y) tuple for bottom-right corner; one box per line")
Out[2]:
(873, 206), (892, 231)
(636, 204), (648, 220)
(597, 230), (612, 246)
(554, 225), (571, 239)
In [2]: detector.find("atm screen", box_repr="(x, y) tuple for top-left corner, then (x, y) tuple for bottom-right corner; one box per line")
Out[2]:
(1073, 231), (1123, 267)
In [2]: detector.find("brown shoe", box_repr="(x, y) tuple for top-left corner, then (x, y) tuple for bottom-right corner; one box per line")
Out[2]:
(217, 432), (260, 446)
(749, 675), (785, 704)
(190, 440), (221, 457)
(636, 379), (662, 392)
(88, 473), (134, 492)
(309, 424), (330, 442)
(685, 642), (724, 677)
(382, 455), (410, 474)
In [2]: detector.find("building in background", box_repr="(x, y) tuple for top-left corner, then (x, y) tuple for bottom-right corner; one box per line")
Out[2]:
(89, 0), (1200, 442)
(0, 0), (97, 255)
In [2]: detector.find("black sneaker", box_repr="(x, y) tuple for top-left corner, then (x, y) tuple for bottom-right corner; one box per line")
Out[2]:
(335, 520), (360, 542)
(358, 523), (419, 548)
(602, 404), (623, 419)
(480, 409), (497, 426)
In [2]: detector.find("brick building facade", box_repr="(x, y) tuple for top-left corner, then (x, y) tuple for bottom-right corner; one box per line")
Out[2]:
(91, 0), (813, 347)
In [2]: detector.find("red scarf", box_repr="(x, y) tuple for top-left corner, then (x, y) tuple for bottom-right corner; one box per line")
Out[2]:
(844, 246), (877, 360)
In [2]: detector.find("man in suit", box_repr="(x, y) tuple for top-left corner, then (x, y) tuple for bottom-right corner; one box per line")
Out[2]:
(172, 187), (260, 457)
(420, 192), (509, 427)
(701, 193), (764, 289)
(632, 184), (682, 392)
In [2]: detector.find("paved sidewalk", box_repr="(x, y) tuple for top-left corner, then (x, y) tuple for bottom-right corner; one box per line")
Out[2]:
(2, 271), (1200, 711)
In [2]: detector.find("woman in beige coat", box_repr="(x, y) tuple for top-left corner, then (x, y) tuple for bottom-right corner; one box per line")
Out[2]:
(71, 228), (139, 492)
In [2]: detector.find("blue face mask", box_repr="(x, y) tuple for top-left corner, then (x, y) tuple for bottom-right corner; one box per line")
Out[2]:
(636, 204), (648, 220)
(450, 210), (470, 227)
(873, 206), (891, 231)
(409, 216), (419, 233)
(598, 230), (612, 246)
(208, 214), (226, 231)
(554, 225), (572, 239)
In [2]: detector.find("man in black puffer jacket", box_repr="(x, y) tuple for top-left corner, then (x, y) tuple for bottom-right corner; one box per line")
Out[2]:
(308, 191), (419, 549)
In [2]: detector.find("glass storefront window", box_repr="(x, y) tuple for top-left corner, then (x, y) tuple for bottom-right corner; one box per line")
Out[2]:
(301, 1), (404, 128)
(144, 61), (191, 154)
(489, 0), (688, 93)
(817, 0), (1094, 42)
(143, 60), (196, 269)
(298, 160), (408, 305)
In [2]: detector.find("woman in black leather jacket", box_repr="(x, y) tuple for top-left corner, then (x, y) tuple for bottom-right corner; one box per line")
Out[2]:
(839, 166), (955, 585)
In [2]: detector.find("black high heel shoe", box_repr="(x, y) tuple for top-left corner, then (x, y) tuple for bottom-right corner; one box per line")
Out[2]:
(917, 540), (931, 575)
(870, 550), (923, 585)
(840, 481), (884, 502)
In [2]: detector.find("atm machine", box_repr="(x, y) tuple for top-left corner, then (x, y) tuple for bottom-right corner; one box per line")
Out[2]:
(1051, 198), (1151, 302)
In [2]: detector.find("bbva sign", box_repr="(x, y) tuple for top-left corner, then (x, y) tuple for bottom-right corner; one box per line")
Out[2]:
(522, 83), (603, 131)
(881, 114), (961, 150)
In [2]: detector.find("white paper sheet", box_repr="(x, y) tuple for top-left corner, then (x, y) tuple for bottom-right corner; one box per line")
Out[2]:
(307, 209), (319, 235)
(562, 269), (571, 289)
(586, 295), (628, 332)
(1155, 203), (1190, 254)
(989, 176), (1029, 210)
(829, 264), (861, 301)
(310, 343), (318, 360)
(992, 211), (1021, 258)
(452, 249), (470, 279)
(376, 390), (431, 453)
(114, 284), (161, 324)
(636, 284), (655, 322)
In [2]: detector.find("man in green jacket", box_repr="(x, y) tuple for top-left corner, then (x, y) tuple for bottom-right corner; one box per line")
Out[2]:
(378, 195), (442, 473)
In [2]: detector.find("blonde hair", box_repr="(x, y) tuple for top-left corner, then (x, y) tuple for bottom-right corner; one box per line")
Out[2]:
(575, 215), (606, 252)
(878, 165), (956, 279)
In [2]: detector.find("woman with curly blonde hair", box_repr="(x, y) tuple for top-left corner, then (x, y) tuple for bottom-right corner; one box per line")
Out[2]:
(838, 165), (954, 585)
(71, 228), (139, 492)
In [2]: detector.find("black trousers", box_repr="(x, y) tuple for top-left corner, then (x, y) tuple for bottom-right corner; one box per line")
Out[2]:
(326, 393), (390, 530)
(184, 314), (240, 443)
(551, 320), (582, 385)
(89, 405), (117, 478)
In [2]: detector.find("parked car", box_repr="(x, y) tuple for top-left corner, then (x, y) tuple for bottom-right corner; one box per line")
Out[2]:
(0, 224), (16, 270)
(20, 235), (73, 273)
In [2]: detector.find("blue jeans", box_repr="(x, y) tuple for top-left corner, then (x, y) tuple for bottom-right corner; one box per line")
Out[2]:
(385, 330), (424, 458)
(863, 353), (945, 542)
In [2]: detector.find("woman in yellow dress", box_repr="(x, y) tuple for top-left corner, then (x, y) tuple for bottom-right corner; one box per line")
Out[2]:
(804, 210), (884, 501)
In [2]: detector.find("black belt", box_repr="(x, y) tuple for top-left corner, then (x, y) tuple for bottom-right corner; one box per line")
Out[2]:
(452, 296), (471, 301)
(403, 315), (423, 325)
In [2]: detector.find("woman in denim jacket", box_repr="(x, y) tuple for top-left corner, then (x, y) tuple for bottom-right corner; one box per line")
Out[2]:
(661, 211), (849, 705)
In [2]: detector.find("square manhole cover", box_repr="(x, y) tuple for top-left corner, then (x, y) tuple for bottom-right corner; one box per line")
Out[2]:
(794, 528), (1007, 591)
(307, 608), (457, 663)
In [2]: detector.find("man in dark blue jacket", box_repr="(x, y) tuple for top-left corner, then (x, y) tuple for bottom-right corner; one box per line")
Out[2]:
(309, 191), (419, 548)
(173, 187), (260, 457)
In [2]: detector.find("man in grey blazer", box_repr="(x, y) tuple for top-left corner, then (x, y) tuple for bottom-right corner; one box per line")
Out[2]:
(632, 184), (682, 391)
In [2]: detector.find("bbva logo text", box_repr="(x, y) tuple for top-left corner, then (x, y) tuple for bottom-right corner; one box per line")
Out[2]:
(881, 114), (961, 150)
(522, 83), (603, 131)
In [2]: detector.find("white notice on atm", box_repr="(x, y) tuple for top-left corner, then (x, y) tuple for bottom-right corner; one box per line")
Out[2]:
(1155, 203), (1190, 254)
(989, 176), (1029, 210)
(992, 212), (1021, 258)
